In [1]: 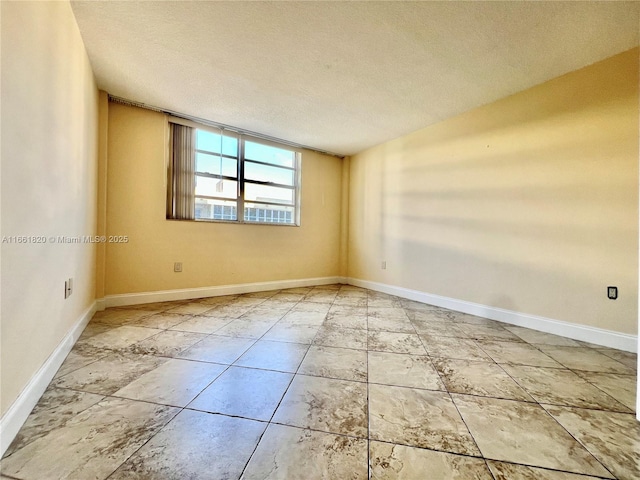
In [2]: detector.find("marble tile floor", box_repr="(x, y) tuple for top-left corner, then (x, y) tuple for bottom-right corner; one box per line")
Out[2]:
(1, 285), (638, 479)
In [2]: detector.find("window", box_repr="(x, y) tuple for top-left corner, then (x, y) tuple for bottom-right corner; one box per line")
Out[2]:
(168, 119), (301, 225)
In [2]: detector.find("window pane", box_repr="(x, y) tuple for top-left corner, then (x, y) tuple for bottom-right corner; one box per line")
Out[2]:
(244, 202), (294, 224)
(196, 152), (237, 178)
(196, 130), (238, 157)
(244, 141), (295, 168)
(245, 161), (294, 186)
(245, 183), (294, 205)
(195, 198), (238, 221)
(195, 175), (237, 199)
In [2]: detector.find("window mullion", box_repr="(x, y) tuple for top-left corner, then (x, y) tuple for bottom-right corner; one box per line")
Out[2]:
(243, 179), (295, 189)
(295, 152), (301, 226)
(238, 135), (245, 222)
(195, 172), (237, 182)
(244, 158), (295, 171)
(195, 149), (237, 162)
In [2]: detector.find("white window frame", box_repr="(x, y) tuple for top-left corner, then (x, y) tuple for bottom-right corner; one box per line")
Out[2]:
(169, 116), (301, 226)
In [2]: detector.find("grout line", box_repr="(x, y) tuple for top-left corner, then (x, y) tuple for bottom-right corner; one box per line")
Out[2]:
(102, 395), (183, 480)
(414, 325), (485, 461)
(536, 403), (618, 480)
(236, 286), (334, 478)
(482, 457), (616, 480)
(484, 458), (498, 480)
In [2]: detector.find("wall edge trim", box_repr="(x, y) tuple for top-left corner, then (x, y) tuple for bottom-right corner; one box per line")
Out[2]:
(102, 276), (347, 308)
(0, 302), (98, 457)
(348, 277), (637, 353)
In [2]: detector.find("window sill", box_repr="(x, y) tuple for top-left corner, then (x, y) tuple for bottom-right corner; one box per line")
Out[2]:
(166, 218), (300, 227)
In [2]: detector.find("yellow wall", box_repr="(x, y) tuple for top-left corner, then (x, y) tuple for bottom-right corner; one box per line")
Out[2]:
(339, 156), (351, 277)
(1, 2), (99, 416)
(95, 92), (109, 300)
(348, 48), (639, 335)
(104, 103), (344, 295)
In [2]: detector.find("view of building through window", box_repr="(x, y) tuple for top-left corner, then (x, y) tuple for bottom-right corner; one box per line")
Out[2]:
(194, 129), (299, 224)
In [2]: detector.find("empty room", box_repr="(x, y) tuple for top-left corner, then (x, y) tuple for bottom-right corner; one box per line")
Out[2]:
(1, 1), (639, 479)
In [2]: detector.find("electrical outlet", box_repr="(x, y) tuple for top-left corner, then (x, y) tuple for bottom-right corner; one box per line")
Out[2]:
(381, 261), (387, 270)
(64, 278), (72, 299)
(174, 262), (183, 273)
(607, 286), (618, 300)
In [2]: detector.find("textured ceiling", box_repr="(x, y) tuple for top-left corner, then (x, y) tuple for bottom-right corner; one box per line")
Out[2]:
(71, 1), (639, 156)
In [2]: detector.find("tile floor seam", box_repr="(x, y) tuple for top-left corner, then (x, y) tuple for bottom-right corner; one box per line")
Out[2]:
(484, 458), (617, 480)
(366, 379), (444, 393)
(414, 328), (485, 460)
(597, 348), (636, 367)
(368, 436), (491, 459)
(171, 360), (235, 417)
(448, 384), (620, 477)
(103, 397), (183, 480)
(263, 421), (369, 442)
(576, 372), (637, 414)
(539, 402), (639, 418)
(493, 359), (542, 400)
(181, 407), (271, 425)
(483, 458), (498, 480)
(51, 355), (110, 379)
(472, 365), (628, 478)
(522, 394), (631, 415)
(236, 296), (324, 479)
(537, 402), (619, 479)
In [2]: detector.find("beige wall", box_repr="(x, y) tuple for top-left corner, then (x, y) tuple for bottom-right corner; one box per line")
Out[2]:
(349, 49), (639, 335)
(1, 2), (99, 416)
(95, 92), (110, 300)
(104, 103), (344, 295)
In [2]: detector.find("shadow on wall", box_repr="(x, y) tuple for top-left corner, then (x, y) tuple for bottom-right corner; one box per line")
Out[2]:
(390, 212), (633, 261)
(390, 49), (638, 153)
(389, 118), (632, 177)
(393, 237), (636, 335)
(353, 48), (638, 336)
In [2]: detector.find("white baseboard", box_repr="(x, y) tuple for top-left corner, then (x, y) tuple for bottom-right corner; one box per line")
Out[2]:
(102, 276), (347, 308)
(95, 297), (106, 312)
(0, 302), (97, 457)
(348, 278), (637, 353)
